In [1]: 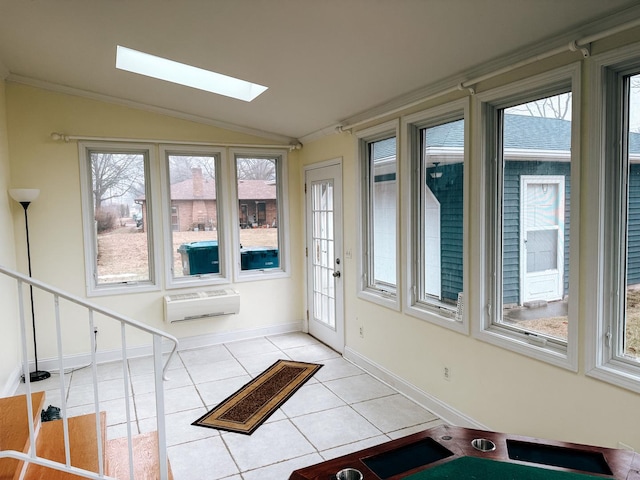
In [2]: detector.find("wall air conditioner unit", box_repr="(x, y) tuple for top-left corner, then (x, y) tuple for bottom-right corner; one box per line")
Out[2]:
(164, 289), (240, 323)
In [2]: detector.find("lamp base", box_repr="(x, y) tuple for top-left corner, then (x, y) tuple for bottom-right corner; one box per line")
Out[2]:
(22, 370), (51, 382)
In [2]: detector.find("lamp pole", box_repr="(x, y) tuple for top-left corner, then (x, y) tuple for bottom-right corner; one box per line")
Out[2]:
(10, 189), (50, 382)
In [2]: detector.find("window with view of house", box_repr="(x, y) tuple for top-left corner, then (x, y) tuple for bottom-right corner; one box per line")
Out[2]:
(404, 101), (467, 330)
(476, 65), (579, 370)
(589, 48), (640, 391)
(357, 121), (399, 309)
(233, 153), (287, 276)
(79, 143), (157, 294)
(160, 147), (224, 285)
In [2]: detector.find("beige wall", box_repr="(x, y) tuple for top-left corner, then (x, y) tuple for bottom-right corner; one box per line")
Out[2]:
(4, 83), (304, 359)
(0, 79), (20, 393)
(298, 43), (640, 450)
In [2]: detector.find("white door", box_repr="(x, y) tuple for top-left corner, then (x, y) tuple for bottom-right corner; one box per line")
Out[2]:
(520, 175), (564, 304)
(305, 161), (344, 352)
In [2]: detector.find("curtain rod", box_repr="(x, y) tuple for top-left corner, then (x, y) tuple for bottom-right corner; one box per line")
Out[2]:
(50, 132), (302, 151)
(336, 15), (640, 134)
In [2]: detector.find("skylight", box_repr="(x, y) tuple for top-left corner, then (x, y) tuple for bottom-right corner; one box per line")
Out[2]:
(115, 46), (268, 102)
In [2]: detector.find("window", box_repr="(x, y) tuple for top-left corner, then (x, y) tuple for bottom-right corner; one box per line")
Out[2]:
(475, 65), (579, 370)
(232, 150), (289, 278)
(588, 46), (640, 391)
(404, 100), (467, 332)
(161, 146), (226, 287)
(79, 142), (158, 295)
(357, 121), (399, 309)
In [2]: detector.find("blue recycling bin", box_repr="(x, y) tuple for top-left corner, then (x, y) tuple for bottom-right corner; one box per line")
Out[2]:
(240, 246), (279, 270)
(178, 240), (219, 275)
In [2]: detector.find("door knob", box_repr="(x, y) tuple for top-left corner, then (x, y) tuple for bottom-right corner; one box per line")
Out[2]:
(333, 271), (341, 278)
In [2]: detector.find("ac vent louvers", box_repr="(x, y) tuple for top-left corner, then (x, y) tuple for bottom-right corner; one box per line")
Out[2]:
(164, 289), (240, 323)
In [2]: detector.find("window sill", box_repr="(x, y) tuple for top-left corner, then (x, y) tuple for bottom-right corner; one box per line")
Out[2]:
(473, 325), (577, 372)
(586, 362), (640, 395)
(86, 282), (160, 297)
(405, 304), (468, 334)
(357, 289), (400, 311)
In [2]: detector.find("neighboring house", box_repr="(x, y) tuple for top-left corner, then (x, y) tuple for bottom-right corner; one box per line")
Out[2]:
(136, 167), (278, 232)
(372, 114), (640, 307)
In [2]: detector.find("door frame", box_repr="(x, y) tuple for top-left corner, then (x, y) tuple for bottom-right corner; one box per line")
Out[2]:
(304, 158), (344, 353)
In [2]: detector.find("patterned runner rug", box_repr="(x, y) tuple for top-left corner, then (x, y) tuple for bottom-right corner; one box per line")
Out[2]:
(192, 359), (322, 434)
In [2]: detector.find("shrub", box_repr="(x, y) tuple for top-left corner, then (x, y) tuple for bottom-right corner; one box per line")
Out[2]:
(95, 208), (116, 233)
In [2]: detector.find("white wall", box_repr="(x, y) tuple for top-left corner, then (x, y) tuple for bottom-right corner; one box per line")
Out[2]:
(0, 79), (21, 394)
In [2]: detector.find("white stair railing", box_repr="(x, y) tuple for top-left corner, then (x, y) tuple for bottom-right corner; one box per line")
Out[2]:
(0, 265), (178, 480)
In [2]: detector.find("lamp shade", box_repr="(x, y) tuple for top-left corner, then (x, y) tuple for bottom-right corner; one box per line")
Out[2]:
(9, 188), (40, 203)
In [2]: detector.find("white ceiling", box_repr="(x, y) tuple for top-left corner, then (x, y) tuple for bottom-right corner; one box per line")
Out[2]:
(0, 0), (638, 142)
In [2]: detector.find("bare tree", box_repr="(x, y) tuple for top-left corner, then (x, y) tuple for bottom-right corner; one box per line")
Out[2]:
(508, 92), (572, 120)
(168, 155), (216, 183)
(91, 152), (144, 209)
(236, 158), (276, 181)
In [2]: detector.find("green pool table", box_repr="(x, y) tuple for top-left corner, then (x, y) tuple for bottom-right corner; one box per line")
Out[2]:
(288, 425), (640, 479)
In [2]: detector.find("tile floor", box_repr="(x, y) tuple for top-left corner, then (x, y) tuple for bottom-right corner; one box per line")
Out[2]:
(16, 332), (445, 479)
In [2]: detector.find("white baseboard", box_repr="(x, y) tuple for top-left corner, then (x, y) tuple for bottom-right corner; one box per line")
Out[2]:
(343, 346), (488, 430)
(1, 365), (23, 398)
(3, 321), (303, 394)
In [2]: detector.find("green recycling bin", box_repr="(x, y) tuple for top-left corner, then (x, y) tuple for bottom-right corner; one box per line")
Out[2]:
(178, 240), (219, 275)
(240, 246), (279, 270)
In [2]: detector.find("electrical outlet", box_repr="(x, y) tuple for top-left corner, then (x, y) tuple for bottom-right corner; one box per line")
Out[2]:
(443, 366), (451, 381)
(359, 326), (364, 338)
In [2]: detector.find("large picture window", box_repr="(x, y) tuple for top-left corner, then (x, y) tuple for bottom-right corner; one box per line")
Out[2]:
(357, 121), (399, 310)
(404, 100), (467, 331)
(232, 151), (289, 279)
(476, 65), (579, 370)
(79, 142), (157, 295)
(588, 47), (640, 392)
(161, 146), (225, 287)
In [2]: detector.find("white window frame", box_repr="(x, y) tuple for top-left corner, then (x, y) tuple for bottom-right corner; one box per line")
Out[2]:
(356, 120), (401, 311)
(159, 145), (232, 289)
(473, 64), (580, 371)
(78, 141), (161, 296)
(229, 148), (290, 282)
(402, 99), (469, 333)
(586, 43), (640, 393)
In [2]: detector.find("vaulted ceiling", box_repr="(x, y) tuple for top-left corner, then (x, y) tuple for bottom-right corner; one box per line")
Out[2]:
(0, 1), (638, 142)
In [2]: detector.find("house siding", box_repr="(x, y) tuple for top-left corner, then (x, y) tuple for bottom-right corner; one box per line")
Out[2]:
(628, 164), (640, 285)
(502, 160), (571, 305)
(427, 162), (463, 302)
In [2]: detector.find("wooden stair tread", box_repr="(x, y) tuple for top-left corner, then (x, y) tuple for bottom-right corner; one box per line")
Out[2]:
(24, 411), (107, 480)
(106, 431), (173, 480)
(0, 392), (45, 480)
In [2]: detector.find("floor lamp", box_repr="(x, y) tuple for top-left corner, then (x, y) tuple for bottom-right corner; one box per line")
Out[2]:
(9, 188), (51, 382)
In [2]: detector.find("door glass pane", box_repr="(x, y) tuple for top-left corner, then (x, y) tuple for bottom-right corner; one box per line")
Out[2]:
(623, 73), (640, 361)
(499, 93), (571, 341)
(166, 154), (219, 278)
(311, 180), (336, 329)
(421, 119), (464, 310)
(526, 230), (558, 272)
(90, 151), (150, 285)
(236, 157), (280, 271)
